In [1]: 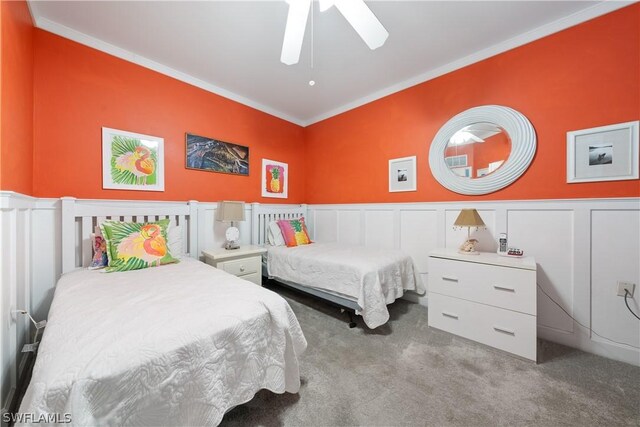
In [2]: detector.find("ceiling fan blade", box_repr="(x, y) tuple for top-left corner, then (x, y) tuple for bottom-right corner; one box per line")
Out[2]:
(334, 0), (388, 50)
(281, 0), (311, 65)
(469, 133), (485, 143)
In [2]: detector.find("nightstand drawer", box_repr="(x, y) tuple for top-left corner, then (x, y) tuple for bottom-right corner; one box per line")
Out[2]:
(238, 272), (261, 286)
(429, 257), (536, 315)
(219, 256), (261, 277)
(428, 292), (536, 361)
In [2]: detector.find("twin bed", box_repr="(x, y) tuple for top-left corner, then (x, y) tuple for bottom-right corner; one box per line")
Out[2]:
(265, 243), (423, 328)
(253, 204), (425, 329)
(21, 259), (306, 426)
(18, 200), (423, 425)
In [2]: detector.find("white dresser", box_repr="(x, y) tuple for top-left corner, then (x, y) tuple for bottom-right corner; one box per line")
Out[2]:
(427, 248), (537, 361)
(202, 246), (266, 286)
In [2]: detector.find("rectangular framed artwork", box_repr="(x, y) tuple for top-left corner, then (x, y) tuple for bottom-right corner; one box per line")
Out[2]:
(102, 127), (164, 191)
(185, 133), (249, 176)
(567, 121), (639, 183)
(389, 156), (417, 192)
(262, 159), (288, 198)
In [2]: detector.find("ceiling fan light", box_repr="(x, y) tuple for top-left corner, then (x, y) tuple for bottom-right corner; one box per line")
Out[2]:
(333, 0), (389, 50)
(281, 0), (311, 65)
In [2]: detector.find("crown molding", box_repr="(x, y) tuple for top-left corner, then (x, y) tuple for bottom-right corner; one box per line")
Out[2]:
(31, 15), (306, 127)
(302, 1), (636, 126)
(27, 1), (635, 128)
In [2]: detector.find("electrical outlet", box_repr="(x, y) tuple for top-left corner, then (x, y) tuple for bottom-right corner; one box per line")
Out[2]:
(617, 281), (635, 297)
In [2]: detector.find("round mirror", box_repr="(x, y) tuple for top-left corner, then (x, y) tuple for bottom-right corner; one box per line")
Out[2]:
(445, 122), (511, 179)
(429, 105), (536, 195)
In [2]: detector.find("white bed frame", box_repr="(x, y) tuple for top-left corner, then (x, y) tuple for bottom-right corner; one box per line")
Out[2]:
(250, 202), (308, 246)
(61, 197), (199, 274)
(251, 203), (361, 318)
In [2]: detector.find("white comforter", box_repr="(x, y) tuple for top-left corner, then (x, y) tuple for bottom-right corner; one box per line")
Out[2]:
(19, 258), (307, 426)
(267, 243), (425, 329)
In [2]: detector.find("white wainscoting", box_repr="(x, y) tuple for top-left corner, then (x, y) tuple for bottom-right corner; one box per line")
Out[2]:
(196, 202), (306, 259)
(1, 191), (638, 410)
(0, 192), (36, 414)
(307, 198), (640, 366)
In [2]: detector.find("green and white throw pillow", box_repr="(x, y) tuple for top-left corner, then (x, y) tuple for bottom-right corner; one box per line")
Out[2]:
(100, 219), (179, 272)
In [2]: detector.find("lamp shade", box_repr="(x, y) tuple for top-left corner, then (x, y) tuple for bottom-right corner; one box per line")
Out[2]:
(454, 209), (485, 228)
(216, 201), (246, 222)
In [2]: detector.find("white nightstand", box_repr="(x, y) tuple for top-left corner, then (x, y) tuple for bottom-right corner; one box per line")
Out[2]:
(427, 248), (537, 361)
(202, 245), (267, 286)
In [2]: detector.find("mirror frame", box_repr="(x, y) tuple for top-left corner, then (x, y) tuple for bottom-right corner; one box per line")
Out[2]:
(429, 105), (536, 195)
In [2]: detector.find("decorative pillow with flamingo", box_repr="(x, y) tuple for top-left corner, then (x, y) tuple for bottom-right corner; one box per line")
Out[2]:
(277, 217), (312, 247)
(100, 219), (179, 272)
(88, 231), (109, 270)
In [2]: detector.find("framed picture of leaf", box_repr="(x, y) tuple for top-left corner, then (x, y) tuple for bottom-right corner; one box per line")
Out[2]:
(185, 133), (249, 176)
(102, 127), (164, 191)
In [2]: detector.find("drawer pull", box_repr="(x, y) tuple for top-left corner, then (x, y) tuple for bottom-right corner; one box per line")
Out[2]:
(493, 285), (515, 292)
(493, 326), (515, 336)
(442, 311), (459, 320)
(442, 276), (459, 282)
(240, 265), (245, 272)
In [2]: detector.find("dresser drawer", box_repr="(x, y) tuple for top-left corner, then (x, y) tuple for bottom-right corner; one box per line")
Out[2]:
(429, 256), (536, 315)
(219, 256), (261, 277)
(428, 292), (536, 361)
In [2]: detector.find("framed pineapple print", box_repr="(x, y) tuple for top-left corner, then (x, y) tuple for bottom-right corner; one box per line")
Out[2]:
(261, 158), (288, 198)
(102, 127), (164, 191)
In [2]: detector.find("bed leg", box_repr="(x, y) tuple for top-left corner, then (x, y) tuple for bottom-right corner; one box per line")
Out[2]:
(339, 308), (356, 328)
(347, 311), (357, 328)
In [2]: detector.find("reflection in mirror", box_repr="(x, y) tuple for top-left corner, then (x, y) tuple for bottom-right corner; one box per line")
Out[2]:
(444, 122), (511, 179)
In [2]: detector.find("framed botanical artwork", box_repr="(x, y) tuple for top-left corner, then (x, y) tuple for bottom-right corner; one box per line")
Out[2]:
(567, 121), (639, 183)
(185, 133), (249, 176)
(262, 159), (288, 198)
(389, 156), (417, 192)
(102, 127), (164, 191)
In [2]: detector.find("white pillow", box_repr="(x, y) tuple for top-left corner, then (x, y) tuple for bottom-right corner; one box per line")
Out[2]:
(267, 221), (286, 246)
(168, 225), (183, 258)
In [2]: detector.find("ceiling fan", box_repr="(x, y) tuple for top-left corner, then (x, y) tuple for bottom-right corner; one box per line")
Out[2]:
(281, 0), (389, 65)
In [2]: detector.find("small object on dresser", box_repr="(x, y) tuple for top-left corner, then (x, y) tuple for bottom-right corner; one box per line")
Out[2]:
(497, 233), (508, 256)
(507, 247), (524, 257)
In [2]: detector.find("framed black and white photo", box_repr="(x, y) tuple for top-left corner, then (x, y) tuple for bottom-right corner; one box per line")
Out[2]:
(389, 156), (417, 192)
(567, 121), (639, 183)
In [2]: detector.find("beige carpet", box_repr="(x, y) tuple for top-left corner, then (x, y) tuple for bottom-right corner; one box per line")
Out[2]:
(222, 281), (640, 426)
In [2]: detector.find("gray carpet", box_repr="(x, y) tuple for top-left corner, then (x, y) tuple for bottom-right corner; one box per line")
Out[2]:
(222, 281), (640, 426)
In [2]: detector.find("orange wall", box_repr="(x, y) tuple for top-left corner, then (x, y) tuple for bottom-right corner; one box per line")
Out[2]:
(305, 4), (640, 204)
(32, 30), (305, 202)
(0, 0), (34, 194)
(17, 4), (640, 204)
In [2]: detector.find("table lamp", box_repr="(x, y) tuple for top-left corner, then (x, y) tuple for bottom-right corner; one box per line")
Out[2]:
(216, 201), (245, 250)
(454, 209), (485, 255)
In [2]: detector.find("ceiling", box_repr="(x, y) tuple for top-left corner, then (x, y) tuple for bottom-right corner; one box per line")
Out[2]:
(28, 1), (631, 126)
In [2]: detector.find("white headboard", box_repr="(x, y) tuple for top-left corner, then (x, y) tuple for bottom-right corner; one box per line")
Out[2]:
(251, 203), (308, 246)
(61, 197), (199, 273)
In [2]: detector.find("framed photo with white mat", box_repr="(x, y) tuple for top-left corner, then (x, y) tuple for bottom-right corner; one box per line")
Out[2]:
(389, 156), (417, 192)
(567, 121), (639, 183)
